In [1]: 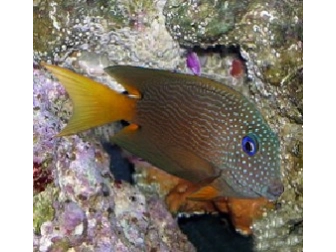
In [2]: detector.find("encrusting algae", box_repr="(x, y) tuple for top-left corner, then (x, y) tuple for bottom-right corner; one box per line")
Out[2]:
(42, 63), (283, 204)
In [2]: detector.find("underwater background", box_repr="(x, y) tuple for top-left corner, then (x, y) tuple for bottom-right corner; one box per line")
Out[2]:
(33, 0), (302, 251)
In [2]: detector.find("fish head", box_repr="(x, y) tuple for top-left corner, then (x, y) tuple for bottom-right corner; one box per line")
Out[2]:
(220, 117), (283, 201)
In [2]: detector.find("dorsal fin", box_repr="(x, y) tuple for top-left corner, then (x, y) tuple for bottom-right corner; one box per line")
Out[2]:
(104, 65), (244, 98)
(104, 66), (177, 93)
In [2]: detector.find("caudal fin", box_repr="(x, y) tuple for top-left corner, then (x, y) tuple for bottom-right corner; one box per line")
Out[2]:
(42, 63), (137, 136)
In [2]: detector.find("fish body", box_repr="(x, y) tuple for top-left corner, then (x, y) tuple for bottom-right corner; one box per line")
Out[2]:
(43, 64), (283, 201)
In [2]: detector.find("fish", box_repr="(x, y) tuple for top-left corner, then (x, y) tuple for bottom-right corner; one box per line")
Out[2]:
(42, 63), (283, 201)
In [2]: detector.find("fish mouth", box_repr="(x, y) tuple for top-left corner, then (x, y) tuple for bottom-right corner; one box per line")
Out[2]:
(260, 180), (284, 200)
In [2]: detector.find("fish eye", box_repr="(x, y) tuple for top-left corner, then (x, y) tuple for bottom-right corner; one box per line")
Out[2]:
(242, 134), (259, 156)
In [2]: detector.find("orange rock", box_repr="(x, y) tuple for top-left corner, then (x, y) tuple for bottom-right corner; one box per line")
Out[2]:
(134, 161), (181, 196)
(215, 197), (274, 235)
(134, 163), (274, 235)
(165, 179), (217, 214)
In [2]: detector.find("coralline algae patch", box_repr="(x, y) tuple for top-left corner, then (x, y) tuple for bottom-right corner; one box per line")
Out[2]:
(33, 67), (66, 196)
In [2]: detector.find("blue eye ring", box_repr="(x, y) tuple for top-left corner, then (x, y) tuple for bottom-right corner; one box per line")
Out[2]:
(242, 133), (259, 156)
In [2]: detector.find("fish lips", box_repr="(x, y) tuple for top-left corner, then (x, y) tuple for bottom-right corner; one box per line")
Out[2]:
(260, 179), (284, 201)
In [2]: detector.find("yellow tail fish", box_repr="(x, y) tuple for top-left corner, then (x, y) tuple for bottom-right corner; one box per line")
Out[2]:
(43, 63), (283, 201)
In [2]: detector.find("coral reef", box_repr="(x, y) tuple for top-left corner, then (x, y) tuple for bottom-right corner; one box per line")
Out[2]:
(164, 0), (249, 45)
(33, 0), (302, 251)
(164, 0), (303, 87)
(33, 0), (180, 70)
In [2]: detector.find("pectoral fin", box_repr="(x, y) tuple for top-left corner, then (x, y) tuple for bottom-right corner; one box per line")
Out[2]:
(163, 145), (220, 183)
(111, 126), (219, 184)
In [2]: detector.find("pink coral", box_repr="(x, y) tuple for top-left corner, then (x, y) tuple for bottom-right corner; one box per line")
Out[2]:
(186, 52), (201, 75)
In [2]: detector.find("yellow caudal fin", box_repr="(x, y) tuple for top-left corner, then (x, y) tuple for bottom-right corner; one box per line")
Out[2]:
(42, 63), (138, 136)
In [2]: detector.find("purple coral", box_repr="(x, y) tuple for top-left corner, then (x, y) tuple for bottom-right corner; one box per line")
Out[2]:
(33, 68), (68, 194)
(33, 68), (66, 165)
(59, 201), (86, 239)
(186, 52), (201, 76)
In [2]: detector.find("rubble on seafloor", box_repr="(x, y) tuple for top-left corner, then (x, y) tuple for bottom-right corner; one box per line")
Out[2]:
(34, 0), (302, 251)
